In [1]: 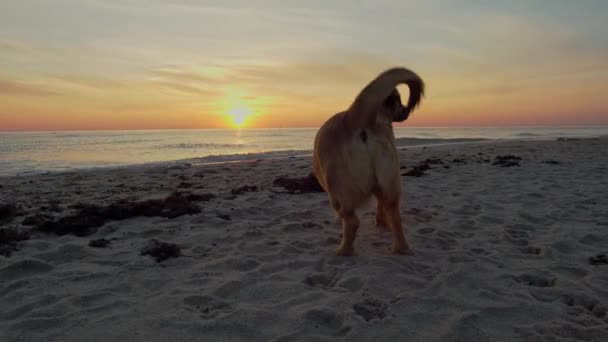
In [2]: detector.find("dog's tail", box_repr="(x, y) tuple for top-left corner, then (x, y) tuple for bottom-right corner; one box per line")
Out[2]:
(347, 67), (425, 128)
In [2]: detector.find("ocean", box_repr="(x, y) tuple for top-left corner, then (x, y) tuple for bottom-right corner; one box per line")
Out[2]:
(1, 126), (606, 177)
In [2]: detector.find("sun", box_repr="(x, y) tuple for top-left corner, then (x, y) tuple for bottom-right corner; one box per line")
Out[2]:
(221, 89), (262, 129)
(227, 106), (252, 128)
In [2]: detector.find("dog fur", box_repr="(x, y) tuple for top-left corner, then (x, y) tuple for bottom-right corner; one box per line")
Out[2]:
(312, 67), (425, 256)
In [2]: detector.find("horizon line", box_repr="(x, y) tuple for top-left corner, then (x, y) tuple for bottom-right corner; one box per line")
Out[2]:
(2, 124), (608, 134)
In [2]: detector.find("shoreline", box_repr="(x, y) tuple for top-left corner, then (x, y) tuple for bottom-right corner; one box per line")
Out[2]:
(2, 127), (606, 178)
(0, 137), (536, 179)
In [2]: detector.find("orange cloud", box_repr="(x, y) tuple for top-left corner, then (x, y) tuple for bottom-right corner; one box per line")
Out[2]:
(0, 79), (59, 96)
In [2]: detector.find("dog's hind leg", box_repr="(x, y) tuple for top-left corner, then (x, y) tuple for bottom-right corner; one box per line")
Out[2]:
(373, 148), (411, 254)
(374, 186), (410, 254)
(385, 200), (410, 254)
(334, 209), (360, 256)
(374, 192), (390, 231)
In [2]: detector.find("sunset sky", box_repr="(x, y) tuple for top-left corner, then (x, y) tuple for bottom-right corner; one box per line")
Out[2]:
(1, 0), (607, 131)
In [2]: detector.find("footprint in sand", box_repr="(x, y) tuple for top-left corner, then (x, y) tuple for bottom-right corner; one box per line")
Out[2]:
(324, 237), (340, 245)
(301, 221), (323, 230)
(337, 276), (364, 292)
(529, 288), (607, 319)
(515, 273), (557, 288)
(0, 259), (54, 281)
(183, 295), (234, 319)
(353, 297), (389, 322)
(281, 222), (308, 232)
(3, 294), (60, 321)
(516, 321), (608, 341)
(561, 293), (607, 318)
(428, 235), (459, 251)
(304, 307), (345, 331)
(578, 233), (606, 246)
(453, 219), (481, 231)
(371, 241), (391, 249)
(303, 270), (340, 289)
(437, 230), (474, 239)
(504, 227), (530, 246)
(520, 246), (542, 255)
(470, 247), (490, 255)
(224, 257), (261, 272)
(417, 227), (435, 235)
(213, 280), (245, 299)
(518, 212), (548, 225)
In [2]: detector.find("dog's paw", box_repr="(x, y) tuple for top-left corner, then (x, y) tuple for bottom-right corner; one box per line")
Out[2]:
(375, 215), (389, 230)
(391, 244), (413, 256)
(334, 245), (354, 256)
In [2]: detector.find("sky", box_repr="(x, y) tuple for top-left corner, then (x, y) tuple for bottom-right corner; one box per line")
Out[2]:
(1, 0), (607, 131)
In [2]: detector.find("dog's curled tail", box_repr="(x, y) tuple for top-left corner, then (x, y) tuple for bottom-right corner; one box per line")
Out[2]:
(347, 67), (425, 128)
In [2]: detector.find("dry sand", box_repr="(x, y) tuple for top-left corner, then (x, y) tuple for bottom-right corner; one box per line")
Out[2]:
(1, 138), (607, 341)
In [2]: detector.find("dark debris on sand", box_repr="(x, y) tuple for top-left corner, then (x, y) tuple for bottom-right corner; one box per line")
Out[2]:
(402, 159), (440, 177)
(88, 238), (111, 248)
(0, 228), (30, 257)
(231, 185), (258, 195)
(493, 155), (522, 167)
(40, 200), (63, 213)
(0, 203), (22, 221)
(589, 254), (608, 266)
(495, 155), (522, 161)
(493, 160), (520, 167)
(273, 173), (325, 194)
(22, 213), (53, 226)
(541, 160), (561, 165)
(24, 192), (202, 237)
(425, 158), (445, 165)
(402, 166), (427, 177)
(183, 192), (216, 202)
(218, 214), (232, 221)
(140, 239), (181, 262)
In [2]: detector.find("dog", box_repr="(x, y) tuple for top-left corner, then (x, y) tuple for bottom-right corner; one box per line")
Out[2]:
(312, 67), (425, 256)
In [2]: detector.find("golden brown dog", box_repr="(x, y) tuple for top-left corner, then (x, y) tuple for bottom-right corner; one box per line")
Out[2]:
(312, 67), (425, 256)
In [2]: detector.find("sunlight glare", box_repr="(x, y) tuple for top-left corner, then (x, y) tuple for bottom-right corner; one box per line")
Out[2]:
(227, 106), (252, 128)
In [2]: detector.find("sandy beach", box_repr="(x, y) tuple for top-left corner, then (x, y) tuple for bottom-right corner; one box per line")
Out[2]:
(1, 137), (607, 341)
